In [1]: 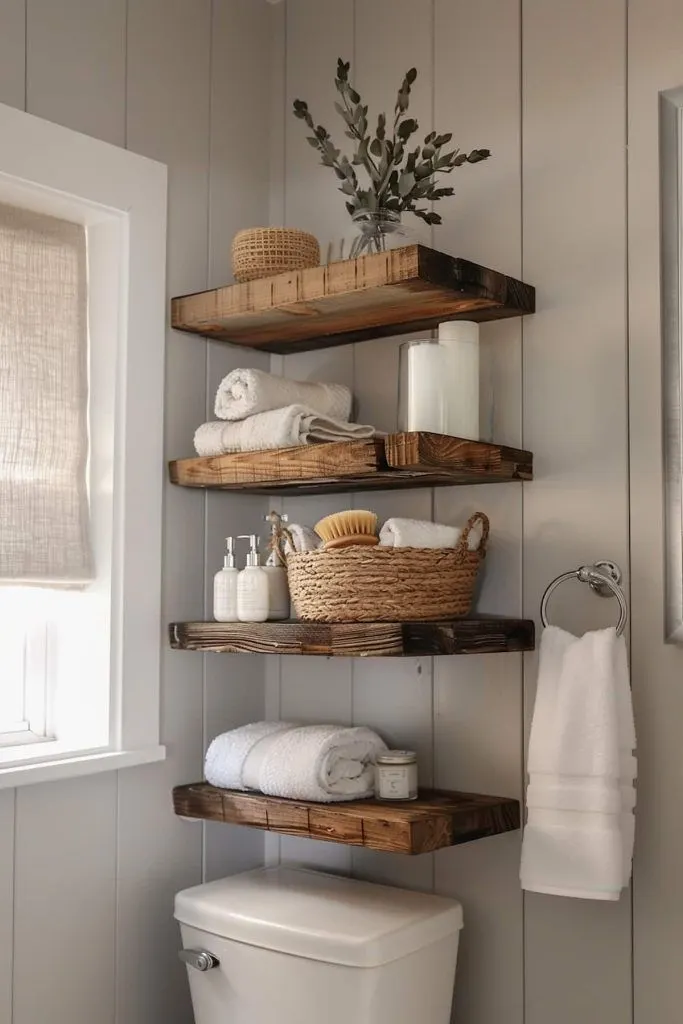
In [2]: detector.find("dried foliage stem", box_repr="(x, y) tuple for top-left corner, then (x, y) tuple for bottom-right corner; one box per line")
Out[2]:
(293, 59), (491, 229)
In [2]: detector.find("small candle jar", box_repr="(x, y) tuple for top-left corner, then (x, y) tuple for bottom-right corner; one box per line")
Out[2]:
(375, 750), (419, 801)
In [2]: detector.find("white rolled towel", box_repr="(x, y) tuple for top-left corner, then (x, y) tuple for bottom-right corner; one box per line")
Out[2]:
(194, 405), (376, 456)
(205, 722), (387, 803)
(379, 517), (482, 551)
(215, 367), (352, 422)
(204, 721), (295, 790)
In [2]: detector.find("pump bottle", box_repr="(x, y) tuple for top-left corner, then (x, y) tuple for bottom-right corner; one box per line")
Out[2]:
(237, 535), (269, 623)
(213, 537), (238, 622)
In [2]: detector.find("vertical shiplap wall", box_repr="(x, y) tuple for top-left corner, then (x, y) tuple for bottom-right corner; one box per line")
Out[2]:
(0, 2), (269, 1023)
(269, 1), (683, 1022)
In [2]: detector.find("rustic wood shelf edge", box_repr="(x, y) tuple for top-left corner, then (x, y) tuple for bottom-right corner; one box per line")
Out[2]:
(169, 431), (533, 493)
(171, 245), (535, 354)
(169, 617), (535, 657)
(173, 783), (521, 855)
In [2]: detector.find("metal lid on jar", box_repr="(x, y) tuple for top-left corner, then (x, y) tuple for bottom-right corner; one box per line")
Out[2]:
(376, 750), (417, 765)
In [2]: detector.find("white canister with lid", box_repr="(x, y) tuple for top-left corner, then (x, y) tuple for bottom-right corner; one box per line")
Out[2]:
(375, 750), (419, 801)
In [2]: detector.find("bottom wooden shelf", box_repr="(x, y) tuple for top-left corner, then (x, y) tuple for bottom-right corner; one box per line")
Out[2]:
(173, 783), (521, 855)
(169, 617), (535, 657)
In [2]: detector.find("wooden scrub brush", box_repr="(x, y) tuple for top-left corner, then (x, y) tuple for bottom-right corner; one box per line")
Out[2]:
(314, 510), (379, 550)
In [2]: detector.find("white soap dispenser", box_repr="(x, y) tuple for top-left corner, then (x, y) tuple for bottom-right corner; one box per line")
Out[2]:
(263, 511), (291, 621)
(237, 534), (269, 623)
(213, 537), (238, 622)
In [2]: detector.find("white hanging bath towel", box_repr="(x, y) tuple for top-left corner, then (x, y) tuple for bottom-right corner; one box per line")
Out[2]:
(215, 367), (352, 422)
(194, 405), (376, 456)
(520, 626), (636, 901)
(205, 722), (387, 802)
(379, 517), (481, 550)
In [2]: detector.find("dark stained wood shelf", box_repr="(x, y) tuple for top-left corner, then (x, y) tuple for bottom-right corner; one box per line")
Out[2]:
(171, 245), (535, 355)
(169, 617), (535, 657)
(173, 783), (521, 855)
(169, 431), (533, 494)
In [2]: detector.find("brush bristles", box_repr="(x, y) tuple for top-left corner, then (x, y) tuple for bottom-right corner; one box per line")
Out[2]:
(314, 510), (378, 546)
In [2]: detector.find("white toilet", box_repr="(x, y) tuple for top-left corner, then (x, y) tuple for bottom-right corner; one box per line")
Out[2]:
(175, 865), (464, 1024)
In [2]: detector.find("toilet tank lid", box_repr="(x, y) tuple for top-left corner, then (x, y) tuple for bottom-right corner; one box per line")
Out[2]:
(175, 866), (463, 968)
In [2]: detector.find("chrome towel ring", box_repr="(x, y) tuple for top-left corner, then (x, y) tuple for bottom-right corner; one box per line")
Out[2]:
(540, 560), (628, 636)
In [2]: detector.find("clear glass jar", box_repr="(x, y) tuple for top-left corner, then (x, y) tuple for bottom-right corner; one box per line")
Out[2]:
(349, 208), (409, 258)
(375, 750), (419, 801)
(398, 328), (480, 439)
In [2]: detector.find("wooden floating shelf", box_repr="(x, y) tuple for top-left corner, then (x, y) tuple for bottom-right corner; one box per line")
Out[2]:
(169, 617), (535, 657)
(171, 245), (535, 354)
(173, 783), (521, 855)
(169, 431), (533, 494)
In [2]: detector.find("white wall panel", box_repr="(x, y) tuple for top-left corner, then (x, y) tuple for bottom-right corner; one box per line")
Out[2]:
(202, 0), (271, 883)
(522, 2), (632, 1022)
(13, 776), (117, 1024)
(0, 0), (25, 110)
(0, 790), (15, 1024)
(117, 2), (211, 1021)
(27, 0), (125, 144)
(432, 3), (524, 1021)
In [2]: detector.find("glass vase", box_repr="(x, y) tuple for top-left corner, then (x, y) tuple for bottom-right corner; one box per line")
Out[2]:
(349, 208), (409, 258)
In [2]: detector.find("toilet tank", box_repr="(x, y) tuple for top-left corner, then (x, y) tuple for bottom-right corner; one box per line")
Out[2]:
(175, 866), (464, 1024)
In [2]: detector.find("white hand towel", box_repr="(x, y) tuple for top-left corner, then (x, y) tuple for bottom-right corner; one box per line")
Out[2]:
(255, 724), (387, 802)
(520, 626), (636, 901)
(215, 367), (352, 422)
(379, 517), (481, 551)
(204, 722), (387, 802)
(204, 721), (295, 790)
(194, 406), (376, 456)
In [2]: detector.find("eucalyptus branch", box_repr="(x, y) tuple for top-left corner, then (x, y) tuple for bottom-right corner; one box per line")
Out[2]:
(293, 59), (491, 233)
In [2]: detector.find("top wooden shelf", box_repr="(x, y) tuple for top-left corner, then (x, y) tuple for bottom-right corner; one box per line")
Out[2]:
(171, 245), (535, 355)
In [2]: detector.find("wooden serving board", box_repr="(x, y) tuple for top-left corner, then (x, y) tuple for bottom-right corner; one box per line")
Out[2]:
(173, 783), (521, 855)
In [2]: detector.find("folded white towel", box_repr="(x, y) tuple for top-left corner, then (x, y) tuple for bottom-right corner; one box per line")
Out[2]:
(283, 523), (322, 555)
(520, 626), (636, 901)
(204, 721), (294, 790)
(205, 721), (387, 802)
(194, 405), (376, 456)
(215, 367), (352, 422)
(379, 517), (481, 551)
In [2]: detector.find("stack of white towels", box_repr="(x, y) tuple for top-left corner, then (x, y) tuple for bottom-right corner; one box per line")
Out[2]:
(205, 721), (387, 803)
(521, 625), (637, 901)
(194, 367), (377, 456)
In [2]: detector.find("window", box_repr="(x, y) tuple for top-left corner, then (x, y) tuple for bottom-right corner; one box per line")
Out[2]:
(0, 100), (167, 786)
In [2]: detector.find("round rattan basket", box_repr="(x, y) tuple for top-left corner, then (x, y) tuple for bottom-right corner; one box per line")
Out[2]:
(232, 227), (320, 283)
(287, 513), (489, 623)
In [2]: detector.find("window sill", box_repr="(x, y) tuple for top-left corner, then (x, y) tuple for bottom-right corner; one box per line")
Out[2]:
(0, 745), (166, 789)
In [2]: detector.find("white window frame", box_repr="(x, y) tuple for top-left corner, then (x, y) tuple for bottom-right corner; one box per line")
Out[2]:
(0, 101), (167, 787)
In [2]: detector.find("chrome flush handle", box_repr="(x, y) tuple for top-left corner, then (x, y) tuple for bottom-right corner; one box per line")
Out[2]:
(179, 948), (220, 972)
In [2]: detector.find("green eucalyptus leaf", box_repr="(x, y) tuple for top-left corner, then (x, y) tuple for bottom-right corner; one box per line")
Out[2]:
(370, 138), (382, 157)
(397, 118), (418, 141)
(340, 180), (357, 196)
(399, 171), (416, 196)
(422, 145), (435, 159)
(348, 87), (361, 103)
(307, 136), (320, 148)
(406, 68), (417, 85)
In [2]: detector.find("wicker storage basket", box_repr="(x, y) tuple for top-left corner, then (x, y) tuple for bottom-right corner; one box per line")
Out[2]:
(287, 512), (489, 623)
(232, 227), (320, 283)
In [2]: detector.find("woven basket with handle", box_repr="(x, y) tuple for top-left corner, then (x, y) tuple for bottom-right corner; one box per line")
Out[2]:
(232, 227), (320, 283)
(287, 512), (489, 623)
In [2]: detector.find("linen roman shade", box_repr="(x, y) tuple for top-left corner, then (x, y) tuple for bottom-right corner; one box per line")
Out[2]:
(0, 201), (93, 585)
